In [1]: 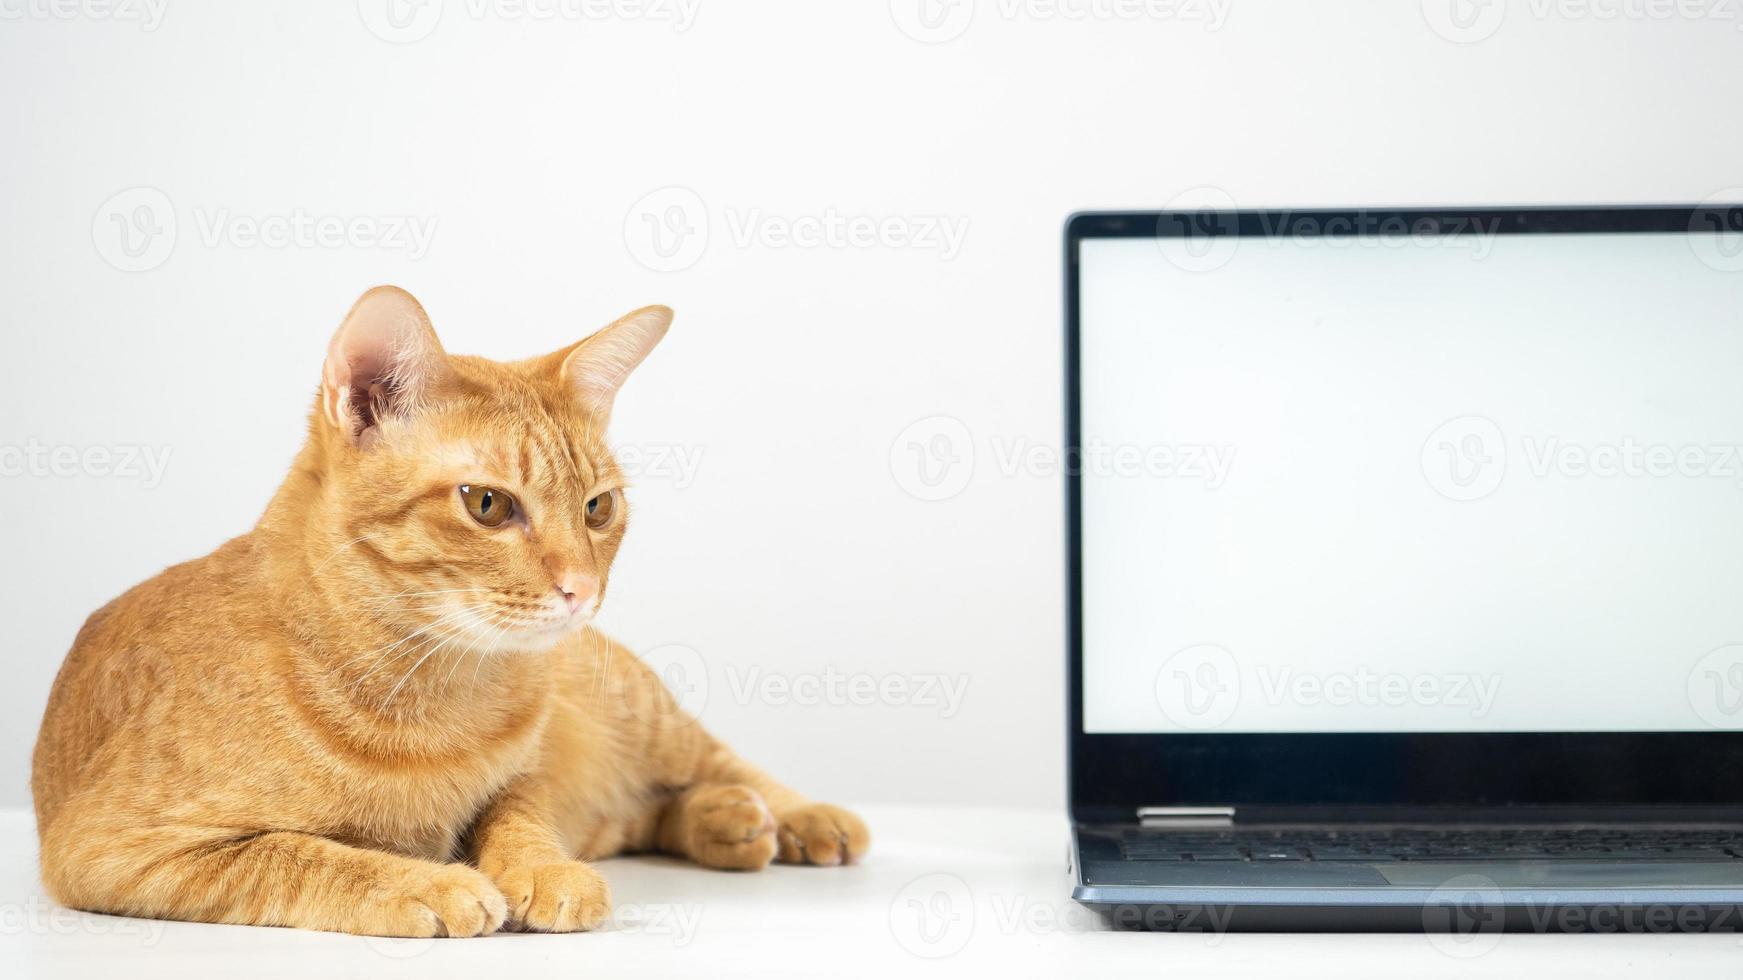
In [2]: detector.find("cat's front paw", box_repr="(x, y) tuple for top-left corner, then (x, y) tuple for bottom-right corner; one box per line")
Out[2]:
(775, 803), (871, 866)
(495, 861), (611, 933)
(377, 864), (508, 938)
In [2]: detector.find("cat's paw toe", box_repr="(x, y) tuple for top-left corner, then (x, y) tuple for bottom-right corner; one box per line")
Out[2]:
(497, 861), (611, 933)
(776, 803), (871, 866)
(388, 865), (507, 937)
(686, 785), (778, 871)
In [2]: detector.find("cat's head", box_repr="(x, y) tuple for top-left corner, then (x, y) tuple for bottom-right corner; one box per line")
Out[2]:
(304, 285), (670, 653)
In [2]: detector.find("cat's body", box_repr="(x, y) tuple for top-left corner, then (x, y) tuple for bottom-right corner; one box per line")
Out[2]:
(32, 288), (866, 937)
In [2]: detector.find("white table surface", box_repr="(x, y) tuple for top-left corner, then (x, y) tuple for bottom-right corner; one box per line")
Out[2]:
(2, 805), (1738, 979)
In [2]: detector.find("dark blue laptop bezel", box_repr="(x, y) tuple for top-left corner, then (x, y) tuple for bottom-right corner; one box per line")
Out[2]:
(1065, 204), (1743, 819)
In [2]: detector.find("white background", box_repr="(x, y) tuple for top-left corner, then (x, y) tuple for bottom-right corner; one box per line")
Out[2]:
(1, 0), (1742, 811)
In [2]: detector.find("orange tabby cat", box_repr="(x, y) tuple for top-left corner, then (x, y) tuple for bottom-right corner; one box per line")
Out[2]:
(31, 286), (868, 937)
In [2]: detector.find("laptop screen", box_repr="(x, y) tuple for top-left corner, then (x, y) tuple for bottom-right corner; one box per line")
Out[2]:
(1078, 225), (1743, 735)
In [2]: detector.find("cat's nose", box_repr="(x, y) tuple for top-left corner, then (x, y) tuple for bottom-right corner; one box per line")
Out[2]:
(554, 572), (598, 615)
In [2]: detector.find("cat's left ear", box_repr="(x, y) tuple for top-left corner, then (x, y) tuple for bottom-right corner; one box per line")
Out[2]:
(321, 286), (452, 446)
(561, 305), (673, 422)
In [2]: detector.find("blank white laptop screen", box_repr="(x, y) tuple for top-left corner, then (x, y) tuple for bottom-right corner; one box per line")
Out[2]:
(1078, 228), (1743, 733)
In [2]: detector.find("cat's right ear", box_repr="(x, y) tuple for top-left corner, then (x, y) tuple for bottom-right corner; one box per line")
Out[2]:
(321, 286), (450, 447)
(561, 305), (674, 423)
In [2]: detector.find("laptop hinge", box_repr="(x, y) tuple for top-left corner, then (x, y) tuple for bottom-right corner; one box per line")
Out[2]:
(1137, 806), (1235, 828)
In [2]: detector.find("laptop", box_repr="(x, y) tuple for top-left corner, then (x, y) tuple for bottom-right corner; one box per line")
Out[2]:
(1064, 204), (1743, 933)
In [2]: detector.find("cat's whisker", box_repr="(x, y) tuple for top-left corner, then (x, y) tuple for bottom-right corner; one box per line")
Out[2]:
(358, 619), (471, 699)
(335, 587), (493, 614)
(595, 633), (614, 708)
(337, 584), (427, 611)
(347, 609), (479, 677)
(439, 609), (509, 690)
(468, 617), (510, 700)
(333, 605), (478, 673)
(305, 532), (378, 579)
(355, 588), (492, 601)
(399, 608), (495, 693)
(381, 606), (494, 708)
(338, 607), (488, 691)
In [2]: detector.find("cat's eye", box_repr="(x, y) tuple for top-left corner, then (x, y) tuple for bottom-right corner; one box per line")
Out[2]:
(584, 489), (618, 530)
(459, 485), (517, 528)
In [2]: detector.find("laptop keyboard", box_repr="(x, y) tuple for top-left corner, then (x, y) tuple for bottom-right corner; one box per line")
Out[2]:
(1119, 827), (1743, 862)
